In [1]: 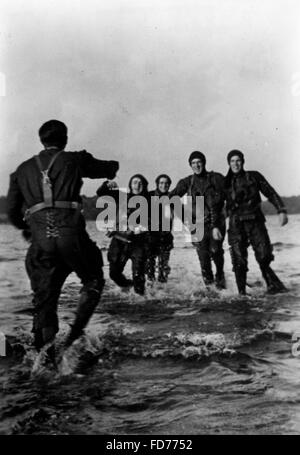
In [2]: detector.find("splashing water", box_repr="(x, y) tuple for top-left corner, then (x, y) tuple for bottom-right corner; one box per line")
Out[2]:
(1, 216), (300, 434)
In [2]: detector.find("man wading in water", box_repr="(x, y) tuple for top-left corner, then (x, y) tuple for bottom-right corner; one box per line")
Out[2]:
(6, 120), (119, 365)
(224, 149), (288, 295)
(170, 151), (226, 289)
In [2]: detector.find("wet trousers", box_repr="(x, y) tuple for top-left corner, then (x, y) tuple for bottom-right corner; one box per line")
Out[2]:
(192, 224), (225, 285)
(25, 230), (104, 349)
(107, 237), (147, 295)
(146, 233), (173, 283)
(228, 216), (276, 294)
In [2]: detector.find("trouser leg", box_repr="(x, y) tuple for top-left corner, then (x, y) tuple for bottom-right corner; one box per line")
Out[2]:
(248, 222), (287, 293)
(233, 266), (247, 295)
(193, 228), (213, 285)
(145, 234), (159, 281)
(108, 238), (132, 287)
(212, 249), (224, 278)
(157, 249), (171, 283)
(259, 265), (287, 293)
(146, 253), (157, 281)
(228, 220), (248, 295)
(64, 278), (104, 348)
(25, 240), (70, 352)
(210, 238), (225, 289)
(131, 244), (146, 295)
(57, 232), (106, 347)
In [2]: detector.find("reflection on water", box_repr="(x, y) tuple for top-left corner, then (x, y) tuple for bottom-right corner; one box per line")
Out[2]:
(0, 215), (300, 434)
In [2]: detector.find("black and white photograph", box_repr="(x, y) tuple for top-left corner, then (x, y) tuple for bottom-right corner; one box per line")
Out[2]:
(0, 0), (300, 438)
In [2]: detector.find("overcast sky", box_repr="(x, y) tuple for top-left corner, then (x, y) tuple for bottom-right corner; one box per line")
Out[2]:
(1, 0), (300, 196)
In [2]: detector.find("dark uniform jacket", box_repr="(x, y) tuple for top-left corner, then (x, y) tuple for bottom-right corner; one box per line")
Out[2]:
(7, 149), (119, 235)
(225, 170), (286, 221)
(170, 170), (225, 229)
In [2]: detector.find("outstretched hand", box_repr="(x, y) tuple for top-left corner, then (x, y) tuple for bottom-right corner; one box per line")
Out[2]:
(107, 180), (118, 190)
(278, 212), (288, 227)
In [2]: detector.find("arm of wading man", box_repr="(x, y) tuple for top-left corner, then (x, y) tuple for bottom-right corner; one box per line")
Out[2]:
(212, 227), (223, 240)
(254, 171), (288, 227)
(167, 178), (190, 228)
(214, 172), (227, 213)
(211, 173), (226, 240)
(76, 150), (119, 180)
(169, 177), (190, 198)
(7, 172), (31, 240)
(211, 206), (223, 241)
(206, 186), (224, 241)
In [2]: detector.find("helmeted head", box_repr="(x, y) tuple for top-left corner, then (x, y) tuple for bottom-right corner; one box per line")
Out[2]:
(188, 151), (206, 175)
(155, 174), (172, 194)
(227, 150), (245, 174)
(39, 120), (68, 149)
(128, 174), (149, 195)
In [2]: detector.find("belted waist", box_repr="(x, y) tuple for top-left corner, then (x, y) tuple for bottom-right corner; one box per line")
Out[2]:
(25, 201), (82, 217)
(229, 210), (265, 223)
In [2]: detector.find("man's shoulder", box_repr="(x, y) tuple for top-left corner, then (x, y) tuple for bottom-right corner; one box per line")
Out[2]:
(245, 170), (263, 181)
(65, 149), (87, 155)
(13, 150), (77, 174)
(15, 150), (76, 171)
(209, 170), (224, 179)
(247, 170), (261, 176)
(62, 149), (88, 160)
(208, 171), (225, 186)
(15, 156), (37, 175)
(148, 190), (170, 197)
(178, 175), (193, 185)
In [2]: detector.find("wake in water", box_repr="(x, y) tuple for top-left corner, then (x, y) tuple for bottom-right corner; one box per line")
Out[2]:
(1, 218), (300, 434)
(0, 283), (299, 435)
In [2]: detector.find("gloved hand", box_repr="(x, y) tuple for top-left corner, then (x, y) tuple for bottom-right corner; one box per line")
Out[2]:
(106, 180), (118, 190)
(278, 212), (288, 227)
(22, 229), (32, 242)
(96, 180), (118, 196)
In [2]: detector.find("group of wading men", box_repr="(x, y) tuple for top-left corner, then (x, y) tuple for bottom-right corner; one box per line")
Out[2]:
(7, 120), (288, 364)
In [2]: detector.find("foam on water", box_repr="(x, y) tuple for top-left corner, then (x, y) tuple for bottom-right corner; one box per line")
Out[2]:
(1, 216), (300, 434)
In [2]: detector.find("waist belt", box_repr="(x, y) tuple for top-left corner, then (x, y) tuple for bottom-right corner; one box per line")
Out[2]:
(238, 213), (256, 221)
(26, 200), (81, 217)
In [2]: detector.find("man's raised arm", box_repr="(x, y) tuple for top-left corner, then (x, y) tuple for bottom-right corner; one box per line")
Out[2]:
(169, 177), (190, 198)
(76, 150), (119, 180)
